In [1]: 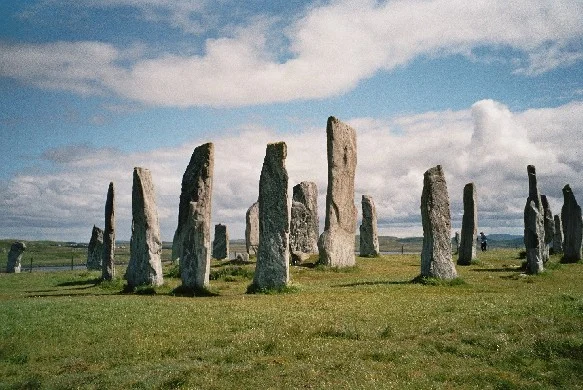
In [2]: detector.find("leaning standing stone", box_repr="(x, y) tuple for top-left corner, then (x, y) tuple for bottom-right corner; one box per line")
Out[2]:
(359, 195), (380, 257)
(458, 183), (477, 265)
(561, 184), (582, 262)
(212, 224), (229, 260)
(318, 117), (357, 267)
(252, 142), (290, 289)
(245, 202), (259, 255)
(87, 225), (104, 270)
(6, 241), (26, 273)
(541, 195), (554, 263)
(174, 143), (214, 290)
(292, 181), (319, 253)
(420, 165), (457, 279)
(125, 167), (164, 287)
(102, 182), (115, 280)
(523, 165), (545, 274)
(553, 214), (563, 254)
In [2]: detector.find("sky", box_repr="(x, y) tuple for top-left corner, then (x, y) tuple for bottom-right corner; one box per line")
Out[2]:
(1, 0), (583, 242)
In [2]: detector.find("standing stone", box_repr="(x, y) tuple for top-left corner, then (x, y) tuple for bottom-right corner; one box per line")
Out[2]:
(6, 241), (26, 273)
(523, 165), (545, 274)
(292, 182), (319, 253)
(245, 202), (259, 255)
(553, 214), (563, 254)
(172, 143), (214, 289)
(458, 183), (477, 265)
(359, 195), (379, 257)
(420, 165), (457, 279)
(212, 224), (229, 260)
(102, 182), (115, 280)
(125, 167), (164, 287)
(252, 142), (290, 289)
(561, 184), (582, 262)
(318, 117), (357, 267)
(453, 232), (460, 254)
(87, 225), (104, 270)
(290, 201), (312, 254)
(541, 195), (554, 263)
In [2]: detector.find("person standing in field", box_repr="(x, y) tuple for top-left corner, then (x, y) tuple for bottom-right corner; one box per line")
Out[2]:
(480, 232), (487, 251)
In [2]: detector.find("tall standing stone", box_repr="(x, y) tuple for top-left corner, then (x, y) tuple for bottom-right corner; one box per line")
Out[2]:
(458, 183), (477, 265)
(359, 195), (379, 257)
(561, 184), (582, 262)
(102, 182), (115, 280)
(523, 165), (545, 274)
(553, 214), (563, 254)
(125, 167), (164, 287)
(454, 232), (460, 254)
(87, 225), (104, 270)
(420, 165), (457, 279)
(245, 202), (259, 255)
(541, 195), (554, 263)
(290, 181), (319, 255)
(6, 241), (26, 273)
(318, 117), (357, 267)
(252, 142), (290, 289)
(173, 143), (214, 290)
(212, 224), (229, 260)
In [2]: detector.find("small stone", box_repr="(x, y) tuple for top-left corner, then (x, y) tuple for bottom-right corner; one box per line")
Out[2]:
(212, 224), (229, 260)
(87, 225), (104, 270)
(6, 241), (26, 273)
(236, 252), (250, 263)
(291, 251), (310, 265)
(359, 195), (379, 257)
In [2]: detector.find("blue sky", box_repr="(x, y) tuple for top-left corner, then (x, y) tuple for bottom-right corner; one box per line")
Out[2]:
(1, 0), (583, 242)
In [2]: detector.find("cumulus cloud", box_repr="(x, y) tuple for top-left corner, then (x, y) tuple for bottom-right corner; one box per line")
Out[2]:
(2, 0), (582, 106)
(1, 99), (582, 241)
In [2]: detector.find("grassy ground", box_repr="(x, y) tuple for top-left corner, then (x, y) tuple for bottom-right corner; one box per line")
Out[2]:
(0, 249), (582, 389)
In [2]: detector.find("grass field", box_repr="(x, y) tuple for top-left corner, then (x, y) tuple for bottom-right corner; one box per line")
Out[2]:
(1, 249), (582, 389)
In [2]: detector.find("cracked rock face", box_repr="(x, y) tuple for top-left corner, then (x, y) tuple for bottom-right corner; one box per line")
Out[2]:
(561, 184), (582, 262)
(420, 165), (457, 279)
(126, 167), (164, 288)
(318, 117), (357, 267)
(6, 241), (26, 273)
(87, 225), (104, 271)
(523, 165), (545, 274)
(458, 183), (477, 265)
(253, 142), (290, 289)
(359, 195), (379, 257)
(102, 182), (116, 281)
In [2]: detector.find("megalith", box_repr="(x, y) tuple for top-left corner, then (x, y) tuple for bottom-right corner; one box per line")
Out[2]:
(552, 214), (563, 254)
(212, 224), (229, 260)
(291, 181), (319, 253)
(453, 232), (460, 254)
(523, 165), (545, 274)
(252, 142), (290, 289)
(245, 202), (259, 255)
(561, 184), (582, 262)
(87, 225), (104, 270)
(102, 182), (115, 280)
(420, 165), (457, 279)
(318, 117), (357, 267)
(6, 241), (26, 273)
(173, 143), (214, 290)
(359, 195), (379, 257)
(290, 201), (312, 254)
(458, 183), (477, 265)
(541, 195), (554, 263)
(125, 167), (164, 287)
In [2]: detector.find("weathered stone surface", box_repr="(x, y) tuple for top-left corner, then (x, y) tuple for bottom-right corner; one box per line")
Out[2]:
(420, 165), (457, 279)
(541, 195), (554, 263)
(458, 183), (477, 265)
(171, 143), (214, 290)
(318, 117), (357, 267)
(291, 251), (310, 265)
(523, 165), (545, 274)
(102, 182), (115, 280)
(235, 252), (249, 263)
(87, 225), (104, 270)
(359, 195), (379, 257)
(6, 241), (26, 273)
(553, 214), (563, 254)
(245, 202), (259, 254)
(253, 142), (290, 289)
(212, 224), (229, 260)
(172, 143), (214, 268)
(126, 167), (164, 287)
(561, 184), (582, 262)
(454, 232), (460, 254)
(291, 182), (319, 253)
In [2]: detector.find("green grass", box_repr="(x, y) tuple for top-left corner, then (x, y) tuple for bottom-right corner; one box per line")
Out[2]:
(1, 249), (582, 389)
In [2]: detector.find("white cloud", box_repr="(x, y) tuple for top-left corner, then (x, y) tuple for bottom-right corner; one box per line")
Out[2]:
(2, 0), (583, 107)
(1, 99), (582, 242)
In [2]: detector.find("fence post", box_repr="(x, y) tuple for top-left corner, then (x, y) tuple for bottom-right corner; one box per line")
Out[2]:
(71, 255), (74, 270)
(30, 257), (33, 273)
(401, 245), (404, 254)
